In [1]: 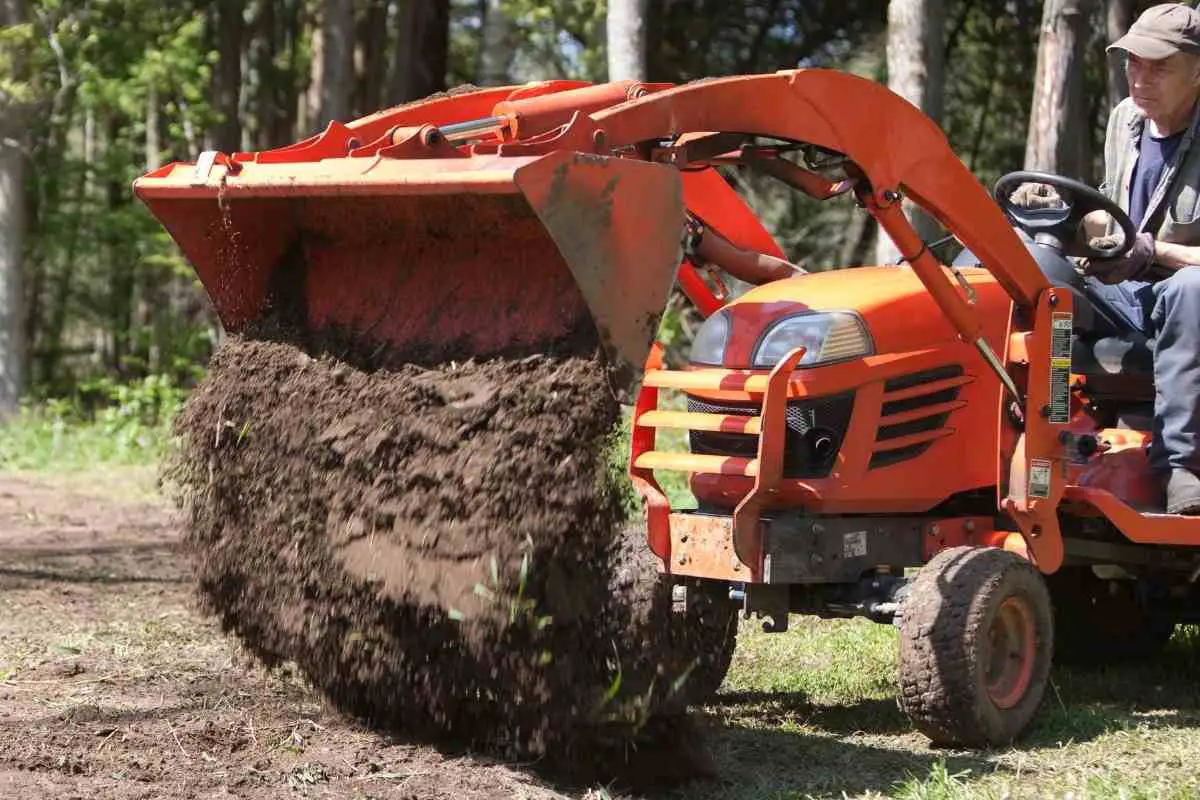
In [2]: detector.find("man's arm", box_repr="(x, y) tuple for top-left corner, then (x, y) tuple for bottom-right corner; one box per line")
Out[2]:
(1154, 240), (1200, 270)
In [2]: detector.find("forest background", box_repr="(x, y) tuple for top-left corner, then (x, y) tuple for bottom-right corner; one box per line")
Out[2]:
(0, 0), (1153, 461)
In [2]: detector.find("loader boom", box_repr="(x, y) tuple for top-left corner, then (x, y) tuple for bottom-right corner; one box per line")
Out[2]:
(135, 68), (1070, 569)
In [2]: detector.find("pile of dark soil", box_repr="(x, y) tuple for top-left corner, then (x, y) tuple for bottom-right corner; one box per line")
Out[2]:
(167, 333), (724, 782)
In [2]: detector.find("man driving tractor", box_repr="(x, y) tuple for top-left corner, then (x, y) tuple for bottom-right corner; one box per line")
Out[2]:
(1018, 3), (1200, 515)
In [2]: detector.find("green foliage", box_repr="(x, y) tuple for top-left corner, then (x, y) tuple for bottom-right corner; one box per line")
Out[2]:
(0, 21), (35, 103)
(500, 0), (607, 81)
(7, 0), (1132, 447)
(0, 374), (184, 470)
(647, 0), (888, 82)
(892, 761), (976, 800)
(22, 0), (220, 397)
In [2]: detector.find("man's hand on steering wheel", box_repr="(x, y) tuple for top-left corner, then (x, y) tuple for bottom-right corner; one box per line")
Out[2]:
(1010, 182), (1065, 211)
(1081, 231), (1157, 284)
(994, 171), (1146, 281)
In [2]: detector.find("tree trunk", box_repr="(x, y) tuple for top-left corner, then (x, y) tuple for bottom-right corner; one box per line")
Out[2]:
(607, 0), (648, 81)
(279, 0), (302, 143)
(0, 0), (28, 414)
(1025, 0), (1096, 176)
(644, 0), (664, 81)
(105, 114), (134, 377)
(477, 0), (514, 86)
(213, 0), (245, 153)
(253, 0), (277, 148)
(146, 85), (162, 170)
(355, 0), (389, 114)
(387, 0), (450, 104)
(874, 0), (946, 265)
(304, 2), (323, 134)
(312, 0), (355, 128)
(1106, 0), (1134, 109)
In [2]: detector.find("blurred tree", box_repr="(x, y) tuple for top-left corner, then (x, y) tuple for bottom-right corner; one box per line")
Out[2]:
(1025, 0), (1097, 177)
(1106, 0), (1134, 108)
(477, 0), (514, 85)
(1, 0), (1150, 398)
(211, 0), (245, 151)
(874, 0), (945, 265)
(607, 0), (647, 80)
(312, 0), (354, 127)
(0, 0), (28, 415)
(388, 0), (450, 103)
(356, 0), (389, 115)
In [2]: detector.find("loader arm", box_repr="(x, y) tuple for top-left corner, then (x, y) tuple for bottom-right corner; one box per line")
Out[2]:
(577, 69), (1069, 571)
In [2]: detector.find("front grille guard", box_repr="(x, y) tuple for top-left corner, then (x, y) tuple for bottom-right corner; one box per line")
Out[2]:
(687, 392), (854, 478)
(628, 345), (808, 582)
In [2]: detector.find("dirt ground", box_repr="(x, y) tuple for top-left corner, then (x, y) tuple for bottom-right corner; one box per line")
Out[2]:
(8, 470), (1200, 799)
(0, 471), (597, 799)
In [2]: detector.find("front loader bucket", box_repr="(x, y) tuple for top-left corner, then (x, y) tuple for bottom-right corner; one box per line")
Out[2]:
(134, 150), (684, 379)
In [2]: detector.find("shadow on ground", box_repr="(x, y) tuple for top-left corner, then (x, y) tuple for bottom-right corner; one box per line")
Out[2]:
(643, 628), (1200, 799)
(0, 541), (185, 587)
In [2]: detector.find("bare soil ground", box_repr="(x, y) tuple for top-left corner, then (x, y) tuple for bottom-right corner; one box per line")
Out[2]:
(0, 471), (585, 800)
(7, 468), (1200, 799)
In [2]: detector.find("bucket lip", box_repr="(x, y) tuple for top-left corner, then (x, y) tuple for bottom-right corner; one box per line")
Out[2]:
(132, 153), (540, 200)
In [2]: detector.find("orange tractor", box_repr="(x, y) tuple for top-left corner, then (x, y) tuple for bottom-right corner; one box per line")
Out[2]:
(135, 70), (1198, 748)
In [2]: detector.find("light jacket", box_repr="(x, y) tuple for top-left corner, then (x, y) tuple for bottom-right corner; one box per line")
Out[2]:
(1101, 96), (1200, 245)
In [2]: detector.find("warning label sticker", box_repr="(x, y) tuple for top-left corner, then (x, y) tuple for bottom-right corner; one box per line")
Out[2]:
(1029, 458), (1053, 499)
(1049, 312), (1073, 424)
(843, 531), (868, 559)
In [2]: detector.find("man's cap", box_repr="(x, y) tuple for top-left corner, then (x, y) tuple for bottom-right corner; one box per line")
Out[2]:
(1109, 3), (1200, 60)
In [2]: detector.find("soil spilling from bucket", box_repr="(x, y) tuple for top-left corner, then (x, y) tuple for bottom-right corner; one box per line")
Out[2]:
(167, 332), (718, 785)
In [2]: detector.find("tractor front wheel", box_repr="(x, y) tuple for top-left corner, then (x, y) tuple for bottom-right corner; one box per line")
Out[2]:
(897, 546), (1053, 747)
(668, 578), (738, 705)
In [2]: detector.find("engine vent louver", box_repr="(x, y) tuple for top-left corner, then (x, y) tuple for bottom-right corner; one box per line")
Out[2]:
(869, 365), (966, 469)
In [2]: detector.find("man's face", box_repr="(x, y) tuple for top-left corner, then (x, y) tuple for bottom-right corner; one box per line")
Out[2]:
(1126, 52), (1200, 121)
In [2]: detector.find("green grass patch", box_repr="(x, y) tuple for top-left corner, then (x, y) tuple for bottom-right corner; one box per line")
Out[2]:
(0, 375), (182, 471)
(725, 617), (898, 704)
(663, 617), (1200, 799)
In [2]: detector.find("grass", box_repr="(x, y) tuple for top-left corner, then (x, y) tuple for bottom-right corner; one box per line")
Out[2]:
(0, 389), (178, 473)
(0, 410), (172, 471)
(662, 618), (1200, 800)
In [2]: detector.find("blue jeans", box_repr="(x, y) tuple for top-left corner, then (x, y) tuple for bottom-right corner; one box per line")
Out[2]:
(1087, 268), (1200, 473)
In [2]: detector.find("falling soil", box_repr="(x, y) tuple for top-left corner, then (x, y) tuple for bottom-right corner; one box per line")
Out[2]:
(167, 332), (719, 785)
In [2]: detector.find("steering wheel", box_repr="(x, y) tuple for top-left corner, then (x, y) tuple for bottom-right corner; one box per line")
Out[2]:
(993, 170), (1138, 261)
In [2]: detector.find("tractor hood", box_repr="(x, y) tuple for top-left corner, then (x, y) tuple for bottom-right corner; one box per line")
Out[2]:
(693, 266), (1013, 370)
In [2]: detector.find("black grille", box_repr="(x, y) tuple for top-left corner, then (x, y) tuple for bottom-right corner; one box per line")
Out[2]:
(870, 365), (965, 469)
(687, 392), (854, 478)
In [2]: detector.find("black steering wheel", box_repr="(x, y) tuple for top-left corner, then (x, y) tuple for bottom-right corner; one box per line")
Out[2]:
(993, 170), (1137, 261)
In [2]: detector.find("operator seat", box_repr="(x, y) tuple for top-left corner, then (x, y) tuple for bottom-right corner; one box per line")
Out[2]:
(952, 237), (1154, 398)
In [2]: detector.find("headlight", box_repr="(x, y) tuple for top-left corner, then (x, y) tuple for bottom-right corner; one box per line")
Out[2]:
(689, 310), (730, 366)
(752, 311), (872, 368)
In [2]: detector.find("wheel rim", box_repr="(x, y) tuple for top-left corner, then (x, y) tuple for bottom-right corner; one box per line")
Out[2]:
(986, 595), (1037, 710)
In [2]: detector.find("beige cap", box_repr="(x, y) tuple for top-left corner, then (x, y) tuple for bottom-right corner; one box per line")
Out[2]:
(1109, 3), (1200, 60)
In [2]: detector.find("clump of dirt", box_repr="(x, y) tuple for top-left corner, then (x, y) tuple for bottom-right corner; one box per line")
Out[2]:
(167, 332), (715, 783)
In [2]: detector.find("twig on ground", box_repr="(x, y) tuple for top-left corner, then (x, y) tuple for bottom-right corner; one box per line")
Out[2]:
(95, 727), (120, 751)
(165, 718), (189, 757)
(1050, 677), (1067, 713)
